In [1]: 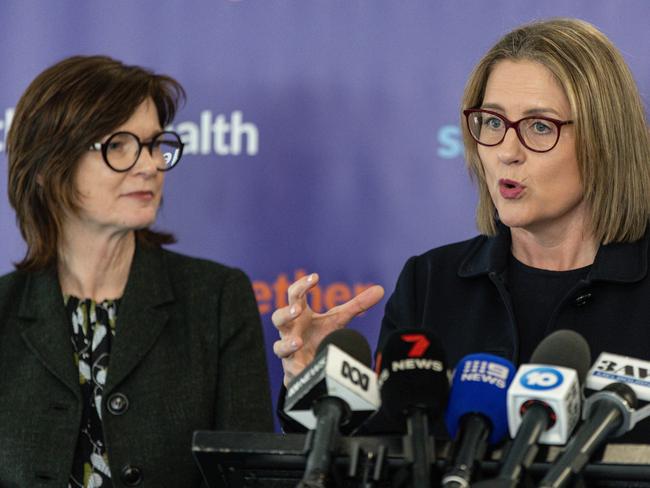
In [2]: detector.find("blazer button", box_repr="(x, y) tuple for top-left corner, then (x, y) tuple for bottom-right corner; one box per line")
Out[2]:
(107, 393), (129, 415)
(120, 464), (143, 486)
(574, 292), (592, 307)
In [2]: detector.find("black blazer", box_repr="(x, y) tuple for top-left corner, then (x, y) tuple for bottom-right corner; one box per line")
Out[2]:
(379, 224), (650, 443)
(0, 244), (273, 487)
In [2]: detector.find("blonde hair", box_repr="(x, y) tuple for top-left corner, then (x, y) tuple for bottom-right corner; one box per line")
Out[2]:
(462, 18), (650, 243)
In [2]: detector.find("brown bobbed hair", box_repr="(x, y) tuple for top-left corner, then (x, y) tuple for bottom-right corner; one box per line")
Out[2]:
(7, 55), (186, 271)
(462, 18), (650, 244)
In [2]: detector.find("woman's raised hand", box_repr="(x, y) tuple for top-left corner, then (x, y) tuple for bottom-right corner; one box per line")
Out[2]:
(272, 273), (384, 386)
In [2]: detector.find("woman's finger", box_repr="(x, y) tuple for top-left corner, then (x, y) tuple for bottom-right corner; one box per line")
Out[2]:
(330, 285), (385, 324)
(287, 273), (319, 305)
(271, 303), (302, 329)
(273, 336), (303, 358)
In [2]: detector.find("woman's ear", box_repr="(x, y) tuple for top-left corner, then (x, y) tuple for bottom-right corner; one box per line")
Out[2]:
(36, 174), (44, 187)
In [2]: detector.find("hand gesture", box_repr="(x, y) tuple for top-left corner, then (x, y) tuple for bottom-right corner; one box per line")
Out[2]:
(272, 273), (384, 386)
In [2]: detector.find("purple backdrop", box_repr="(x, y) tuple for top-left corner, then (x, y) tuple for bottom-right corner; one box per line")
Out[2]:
(1, 0), (648, 430)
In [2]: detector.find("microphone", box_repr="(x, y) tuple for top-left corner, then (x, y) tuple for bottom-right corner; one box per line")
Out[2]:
(284, 328), (380, 488)
(284, 328), (379, 430)
(586, 351), (650, 403)
(539, 352), (650, 488)
(376, 329), (448, 488)
(441, 353), (516, 488)
(474, 330), (590, 488)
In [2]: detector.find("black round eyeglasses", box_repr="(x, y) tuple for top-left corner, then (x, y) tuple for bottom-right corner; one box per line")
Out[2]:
(89, 131), (184, 172)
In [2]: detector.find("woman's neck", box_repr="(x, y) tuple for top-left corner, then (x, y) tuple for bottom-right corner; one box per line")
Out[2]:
(510, 223), (598, 271)
(57, 230), (136, 302)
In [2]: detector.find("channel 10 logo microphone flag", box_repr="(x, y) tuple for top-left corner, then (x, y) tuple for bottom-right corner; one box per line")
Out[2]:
(508, 365), (581, 445)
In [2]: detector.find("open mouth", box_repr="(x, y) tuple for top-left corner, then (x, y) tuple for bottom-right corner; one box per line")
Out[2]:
(499, 179), (525, 198)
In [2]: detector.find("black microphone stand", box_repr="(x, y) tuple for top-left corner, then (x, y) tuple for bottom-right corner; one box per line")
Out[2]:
(479, 403), (550, 488)
(298, 397), (348, 488)
(442, 414), (490, 488)
(404, 408), (435, 488)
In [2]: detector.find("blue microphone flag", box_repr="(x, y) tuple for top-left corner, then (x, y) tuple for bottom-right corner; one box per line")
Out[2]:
(444, 353), (516, 445)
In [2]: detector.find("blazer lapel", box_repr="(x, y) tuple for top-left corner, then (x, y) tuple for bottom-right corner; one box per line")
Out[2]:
(104, 244), (174, 394)
(20, 268), (81, 397)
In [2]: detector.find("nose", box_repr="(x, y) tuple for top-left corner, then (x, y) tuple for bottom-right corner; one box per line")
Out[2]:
(132, 146), (158, 177)
(496, 126), (525, 165)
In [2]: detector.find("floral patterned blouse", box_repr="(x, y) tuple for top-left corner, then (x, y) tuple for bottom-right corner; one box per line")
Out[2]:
(65, 295), (119, 488)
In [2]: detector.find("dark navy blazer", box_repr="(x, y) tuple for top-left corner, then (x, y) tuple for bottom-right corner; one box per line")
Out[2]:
(379, 224), (650, 443)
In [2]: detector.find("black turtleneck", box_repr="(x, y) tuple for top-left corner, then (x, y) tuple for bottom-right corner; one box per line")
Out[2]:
(507, 253), (591, 363)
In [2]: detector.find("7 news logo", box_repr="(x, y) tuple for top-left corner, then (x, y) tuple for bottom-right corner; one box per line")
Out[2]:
(401, 333), (430, 357)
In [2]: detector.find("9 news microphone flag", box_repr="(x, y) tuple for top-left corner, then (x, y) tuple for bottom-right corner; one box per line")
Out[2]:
(376, 329), (448, 488)
(442, 353), (515, 488)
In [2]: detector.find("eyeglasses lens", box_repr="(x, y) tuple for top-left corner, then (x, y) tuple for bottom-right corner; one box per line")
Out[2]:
(519, 119), (559, 152)
(104, 132), (182, 171)
(467, 111), (559, 152)
(153, 133), (183, 170)
(105, 133), (140, 171)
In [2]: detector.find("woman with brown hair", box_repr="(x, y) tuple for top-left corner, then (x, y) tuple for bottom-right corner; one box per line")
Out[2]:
(0, 55), (273, 487)
(273, 18), (650, 441)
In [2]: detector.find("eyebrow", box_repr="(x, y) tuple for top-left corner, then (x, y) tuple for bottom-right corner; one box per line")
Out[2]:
(480, 103), (563, 118)
(126, 129), (163, 141)
(142, 131), (163, 141)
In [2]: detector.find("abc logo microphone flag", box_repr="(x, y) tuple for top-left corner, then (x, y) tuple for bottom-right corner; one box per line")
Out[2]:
(508, 364), (581, 445)
(284, 338), (380, 430)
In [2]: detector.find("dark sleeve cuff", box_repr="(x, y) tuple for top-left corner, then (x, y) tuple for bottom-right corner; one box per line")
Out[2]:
(276, 383), (308, 433)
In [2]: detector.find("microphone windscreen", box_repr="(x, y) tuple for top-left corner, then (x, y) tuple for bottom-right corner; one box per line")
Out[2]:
(377, 329), (448, 420)
(444, 353), (516, 445)
(530, 330), (591, 384)
(316, 328), (372, 367)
